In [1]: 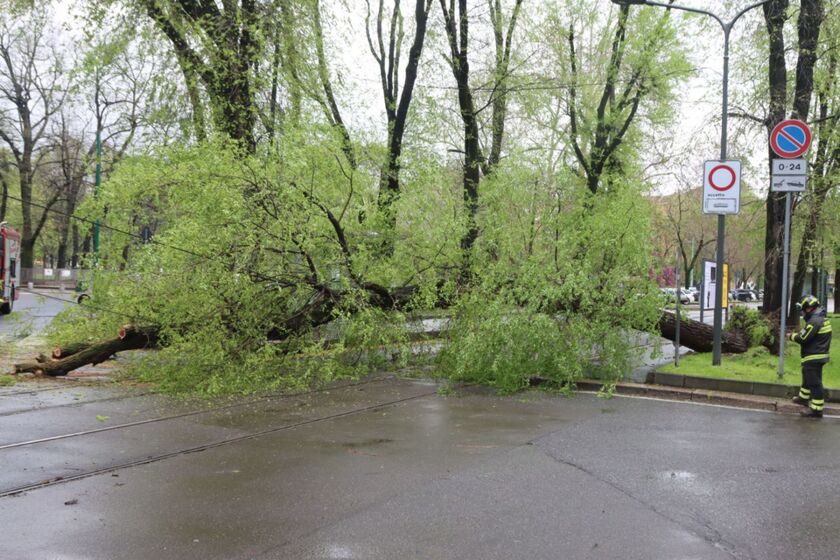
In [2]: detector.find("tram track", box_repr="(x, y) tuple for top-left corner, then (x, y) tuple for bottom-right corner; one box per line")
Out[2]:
(0, 376), (391, 448)
(0, 383), (438, 498)
(0, 390), (157, 417)
(0, 385), (89, 397)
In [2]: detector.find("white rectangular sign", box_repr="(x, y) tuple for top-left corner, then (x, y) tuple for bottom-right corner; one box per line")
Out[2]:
(703, 160), (741, 215)
(703, 260), (729, 310)
(771, 175), (806, 192)
(771, 158), (806, 176)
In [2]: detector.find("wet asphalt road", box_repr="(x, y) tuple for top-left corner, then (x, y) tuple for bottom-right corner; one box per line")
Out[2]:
(1, 376), (838, 560)
(0, 289), (73, 338)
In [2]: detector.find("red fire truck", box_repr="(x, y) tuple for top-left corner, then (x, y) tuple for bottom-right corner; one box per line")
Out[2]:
(0, 223), (21, 314)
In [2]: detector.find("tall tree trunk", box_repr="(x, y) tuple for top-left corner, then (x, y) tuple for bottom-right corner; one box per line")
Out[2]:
(0, 171), (8, 221)
(174, 53), (207, 143)
(439, 0), (522, 279)
(71, 224), (80, 268)
(486, 0), (523, 172)
(761, 0), (789, 319)
(439, 0), (485, 277)
(57, 242), (68, 270)
(762, 0), (823, 324)
(313, 0), (356, 168)
(789, 17), (832, 317)
(367, 0), (433, 252)
(19, 157), (35, 269)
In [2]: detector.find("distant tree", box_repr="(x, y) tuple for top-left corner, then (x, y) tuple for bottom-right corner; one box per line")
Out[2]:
(438, 0), (524, 276)
(365, 0), (433, 230)
(0, 5), (68, 268)
(566, 1), (687, 196)
(658, 186), (716, 288)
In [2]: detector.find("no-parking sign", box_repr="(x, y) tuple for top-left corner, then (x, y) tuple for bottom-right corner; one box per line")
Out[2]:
(703, 160), (741, 215)
(770, 119), (811, 158)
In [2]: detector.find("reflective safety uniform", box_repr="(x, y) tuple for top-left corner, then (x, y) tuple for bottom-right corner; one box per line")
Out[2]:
(791, 306), (832, 414)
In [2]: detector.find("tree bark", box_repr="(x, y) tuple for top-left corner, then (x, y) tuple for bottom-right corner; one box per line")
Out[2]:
(52, 341), (93, 359)
(15, 325), (159, 377)
(762, 0), (823, 322)
(790, 42), (834, 318)
(657, 312), (748, 354)
(761, 0), (789, 319)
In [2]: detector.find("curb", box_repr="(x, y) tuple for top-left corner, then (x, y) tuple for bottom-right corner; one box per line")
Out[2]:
(647, 371), (839, 403)
(574, 379), (840, 416)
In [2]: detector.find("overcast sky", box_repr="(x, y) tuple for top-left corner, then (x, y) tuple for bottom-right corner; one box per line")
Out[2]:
(47, 0), (775, 197)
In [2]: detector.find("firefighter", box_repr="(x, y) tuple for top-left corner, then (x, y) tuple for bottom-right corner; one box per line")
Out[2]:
(790, 295), (832, 418)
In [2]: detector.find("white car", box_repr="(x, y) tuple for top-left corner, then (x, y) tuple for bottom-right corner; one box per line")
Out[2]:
(680, 288), (696, 303)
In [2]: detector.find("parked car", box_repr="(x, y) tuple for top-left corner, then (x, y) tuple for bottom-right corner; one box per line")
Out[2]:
(733, 289), (756, 302)
(680, 288), (696, 303)
(660, 287), (690, 304)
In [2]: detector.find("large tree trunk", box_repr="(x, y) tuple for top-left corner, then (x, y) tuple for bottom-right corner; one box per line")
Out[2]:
(57, 241), (68, 270)
(15, 302), (751, 378)
(657, 312), (748, 354)
(762, 0), (823, 321)
(762, 0), (789, 320)
(788, 0), (828, 319)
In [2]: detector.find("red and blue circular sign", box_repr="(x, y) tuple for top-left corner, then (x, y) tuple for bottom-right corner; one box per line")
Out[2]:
(770, 119), (811, 158)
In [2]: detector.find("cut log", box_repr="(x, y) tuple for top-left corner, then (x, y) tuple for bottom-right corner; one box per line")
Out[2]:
(15, 325), (160, 377)
(657, 311), (748, 354)
(52, 341), (93, 360)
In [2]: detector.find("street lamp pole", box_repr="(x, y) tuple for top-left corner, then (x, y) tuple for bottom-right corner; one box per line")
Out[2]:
(611, 0), (770, 365)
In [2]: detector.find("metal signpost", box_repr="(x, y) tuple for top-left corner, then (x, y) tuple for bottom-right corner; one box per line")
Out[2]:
(675, 250), (680, 367)
(703, 160), (738, 365)
(771, 119), (812, 378)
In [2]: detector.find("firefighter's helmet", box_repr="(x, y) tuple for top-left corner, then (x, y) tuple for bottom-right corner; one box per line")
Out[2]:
(797, 295), (820, 310)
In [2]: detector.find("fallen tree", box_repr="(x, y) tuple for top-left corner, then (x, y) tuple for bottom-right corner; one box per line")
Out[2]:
(14, 304), (751, 377)
(657, 311), (748, 354)
(15, 325), (160, 377)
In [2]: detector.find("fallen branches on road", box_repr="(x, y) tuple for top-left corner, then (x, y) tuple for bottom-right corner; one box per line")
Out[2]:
(14, 325), (160, 377)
